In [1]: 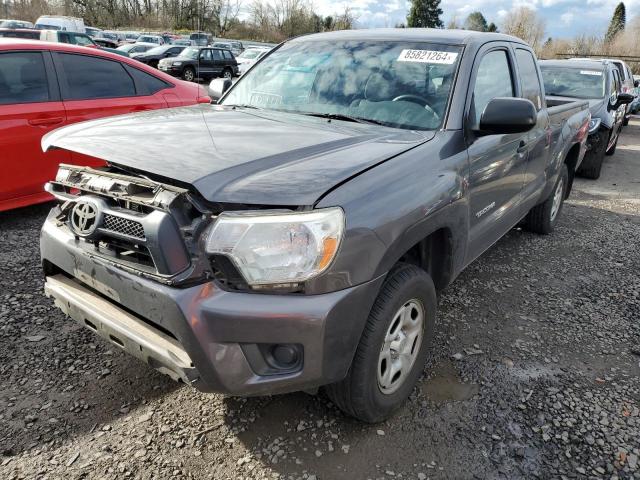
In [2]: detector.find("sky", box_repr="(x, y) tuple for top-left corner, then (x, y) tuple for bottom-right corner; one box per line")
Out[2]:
(311, 0), (640, 39)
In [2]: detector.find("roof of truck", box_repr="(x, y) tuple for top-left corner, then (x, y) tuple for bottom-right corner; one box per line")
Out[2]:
(540, 59), (608, 70)
(292, 28), (528, 46)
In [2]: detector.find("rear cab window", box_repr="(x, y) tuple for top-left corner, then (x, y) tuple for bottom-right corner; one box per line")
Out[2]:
(0, 51), (50, 104)
(515, 48), (543, 110)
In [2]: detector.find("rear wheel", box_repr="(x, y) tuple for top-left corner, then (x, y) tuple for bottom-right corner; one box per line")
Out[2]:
(325, 264), (436, 423)
(222, 68), (233, 80)
(524, 163), (568, 234)
(182, 67), (195, 82)
(605, 130), (618, 156)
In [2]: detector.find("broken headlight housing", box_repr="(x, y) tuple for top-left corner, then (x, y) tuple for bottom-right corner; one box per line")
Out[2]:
(205, 208), (344, 287)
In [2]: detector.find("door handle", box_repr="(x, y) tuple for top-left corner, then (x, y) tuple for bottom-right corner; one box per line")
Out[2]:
(516, 140), (527, 154)
(28, 117), (64, 126)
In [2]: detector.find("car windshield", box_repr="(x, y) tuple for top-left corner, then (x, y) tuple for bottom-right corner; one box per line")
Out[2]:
(35, 24), (60, 30)
(146, 46), (168, 55)
(541, 66), (606, 99)
(213, 43), (230, 49)
(179, 47), (200, 59)
(139, 36), (158, 43)
(75, 35), (95, 46)
(222, 40), (462, 131)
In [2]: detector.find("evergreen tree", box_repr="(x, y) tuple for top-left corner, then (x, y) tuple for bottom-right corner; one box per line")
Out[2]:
(407, 0), (444, 28)
(605, 2), (626, 42)
(464, 11), (488, 31)
(487, 22), (498, 32)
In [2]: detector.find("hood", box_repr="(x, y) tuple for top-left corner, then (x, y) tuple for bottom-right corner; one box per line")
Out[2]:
(43, 105), (433, 206)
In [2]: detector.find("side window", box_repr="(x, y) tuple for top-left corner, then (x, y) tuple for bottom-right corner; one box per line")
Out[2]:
(74, 34), (94, 47)
(59, 53), (136, 100)
(515, 48), (542, 110)
(59, 33), (71, 44)
(0, 51), (50, 105)
(211, 49), (223, 61)
(200, 50), (213, 61)
(126, 66), (172, 95)
(169, 48), (182, 55)
(612, 69), (621, 95)
(471, 50), (514, 128)
(223, 50), (233, 60)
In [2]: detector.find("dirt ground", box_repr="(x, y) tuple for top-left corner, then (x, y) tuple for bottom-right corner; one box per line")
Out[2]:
(1, 121), (639, 480)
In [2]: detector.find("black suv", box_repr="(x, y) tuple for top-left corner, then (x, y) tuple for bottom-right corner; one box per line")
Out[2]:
(158, 46), (238, 82)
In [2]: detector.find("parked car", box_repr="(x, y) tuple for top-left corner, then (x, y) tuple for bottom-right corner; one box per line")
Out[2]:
(93, 37), (119, 49)
(212, 40), (243, 56)
(171, 38), (192, 47)
(158, 46), (237, 81)
(189, 32), (212, 46)
(541, 60), (633, 179)
(130, 44), (186, 68)
(85, 26), (102, 38)
(0, 28), (40, 39)
(117, 42), (155, 55)
(39, 29), (127, 57)
(40, 29), (590, 422)
(631, 75), (640, 114)
(0, 38), (210, 211)
(235, 46), (270, 75)
(123, 31), (140, 43)
(0, 19), (34, 29)
(34, 15), (85, 33)
(136, 34), (164, 45)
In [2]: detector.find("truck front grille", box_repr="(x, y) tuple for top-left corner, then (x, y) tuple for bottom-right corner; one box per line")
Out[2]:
(103, 214), (145, 239)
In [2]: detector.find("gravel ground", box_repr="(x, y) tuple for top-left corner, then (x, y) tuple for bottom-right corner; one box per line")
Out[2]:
(1, 121), (639, 480)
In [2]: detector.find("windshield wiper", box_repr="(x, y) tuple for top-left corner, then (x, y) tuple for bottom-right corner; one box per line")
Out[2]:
(299, 112), (389, 127)
(227, 104), (262, 110)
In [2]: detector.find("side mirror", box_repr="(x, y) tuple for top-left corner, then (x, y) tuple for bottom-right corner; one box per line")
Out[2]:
(615, 92), (635, 108)
(209, 77), (232, 101)
(479, 97), (537, 134)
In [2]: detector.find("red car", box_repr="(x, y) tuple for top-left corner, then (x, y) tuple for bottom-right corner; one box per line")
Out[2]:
(0, 39), (210, 211)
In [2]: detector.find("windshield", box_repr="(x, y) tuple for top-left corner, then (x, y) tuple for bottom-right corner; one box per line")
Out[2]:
(74, 35), (95, 46)
(146, 46), (167, 55)
(35, 24), (60, 30)
(213, 43), (230, 49)
(179, 47), (200, 59)
(541, 66), (606, 99)
(222, 40), (461, 131)
(139, 36), (159, 43)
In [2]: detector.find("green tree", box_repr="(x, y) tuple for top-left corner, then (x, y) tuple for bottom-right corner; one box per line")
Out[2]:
(605, 2), (626, 42)
(464, 11), (488, 31)
(487, 22), (498, 32)
(407, 0), (443, 28)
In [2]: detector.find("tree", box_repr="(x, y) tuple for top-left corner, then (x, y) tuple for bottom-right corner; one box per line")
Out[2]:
(487, 22), (498, 32)
(464, 11), (488, 31)
(446, 15), (461, 29)
(502, 7), (546, 51)
(407, 0), (443, 28)
(605, 2), (626, 43)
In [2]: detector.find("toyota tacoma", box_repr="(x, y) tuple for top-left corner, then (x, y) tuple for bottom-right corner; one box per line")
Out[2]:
(40, 29), (590, 422)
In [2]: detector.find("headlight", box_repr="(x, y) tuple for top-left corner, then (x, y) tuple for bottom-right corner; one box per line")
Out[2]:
(172, 61), (182, 66)
(588, 118), (601, 134)
(205, 208), (344, 286)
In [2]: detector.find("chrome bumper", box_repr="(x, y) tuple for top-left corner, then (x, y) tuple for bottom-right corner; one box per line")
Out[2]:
(44, 274), (198, 385)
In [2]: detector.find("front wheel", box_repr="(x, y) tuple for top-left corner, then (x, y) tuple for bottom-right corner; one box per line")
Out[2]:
(182, 67), (195, 82)
(523, 163), (568, 234)
(325, 264), (437, 423)
(222, 68), (233, 80)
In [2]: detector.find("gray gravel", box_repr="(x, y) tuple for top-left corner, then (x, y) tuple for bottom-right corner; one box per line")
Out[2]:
(1, 121), (639, 480)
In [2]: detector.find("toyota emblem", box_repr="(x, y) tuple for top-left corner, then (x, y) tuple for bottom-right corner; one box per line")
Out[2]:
(70, 201), (98, 236)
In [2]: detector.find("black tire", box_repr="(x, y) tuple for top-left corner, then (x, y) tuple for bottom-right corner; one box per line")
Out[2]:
(182, 66), (196, 82)
(577, 132), (607, 180)
(325, 264), (437, 423)
(222, 68), (233, 80)
(605, 131), (618, 156)
(524, 163), (568, 235)
(623, 116), (629, 127)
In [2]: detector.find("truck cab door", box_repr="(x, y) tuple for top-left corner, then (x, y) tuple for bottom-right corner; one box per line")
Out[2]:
(466, 45), (529, 262)
(513, 47), (551, 210)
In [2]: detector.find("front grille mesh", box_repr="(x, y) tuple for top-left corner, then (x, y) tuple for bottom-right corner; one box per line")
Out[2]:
(103, 214), (145, 239)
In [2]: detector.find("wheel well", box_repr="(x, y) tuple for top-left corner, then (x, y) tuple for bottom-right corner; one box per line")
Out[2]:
(397, 228), (453, 291)
(563, 143), (581, 198)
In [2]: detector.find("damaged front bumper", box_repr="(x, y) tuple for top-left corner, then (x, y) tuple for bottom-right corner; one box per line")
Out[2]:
(41, 214), (382, 396)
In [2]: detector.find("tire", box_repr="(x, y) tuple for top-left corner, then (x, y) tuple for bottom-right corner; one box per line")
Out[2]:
(325, 264), (437, 423)
(577, 132), (607, 180)
(222, 68), (233, 80)
(182, 67), (196, 82)
(605, 131), (618, 156)
(623, 116), (629, 127)
(523, 163), (568, 235)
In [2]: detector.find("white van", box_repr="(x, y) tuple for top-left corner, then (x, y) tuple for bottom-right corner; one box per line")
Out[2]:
(34, 15), (85, 33)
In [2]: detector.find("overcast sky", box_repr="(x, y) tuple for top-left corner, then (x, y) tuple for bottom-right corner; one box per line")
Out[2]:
(310, 0), (639, 39)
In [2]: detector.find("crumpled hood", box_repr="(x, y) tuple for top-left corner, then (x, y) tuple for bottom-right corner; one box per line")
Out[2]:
(43, 105), (433, 205)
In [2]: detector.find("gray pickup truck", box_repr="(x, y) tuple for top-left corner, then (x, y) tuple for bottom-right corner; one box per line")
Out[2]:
(40, 29), (590, 422)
